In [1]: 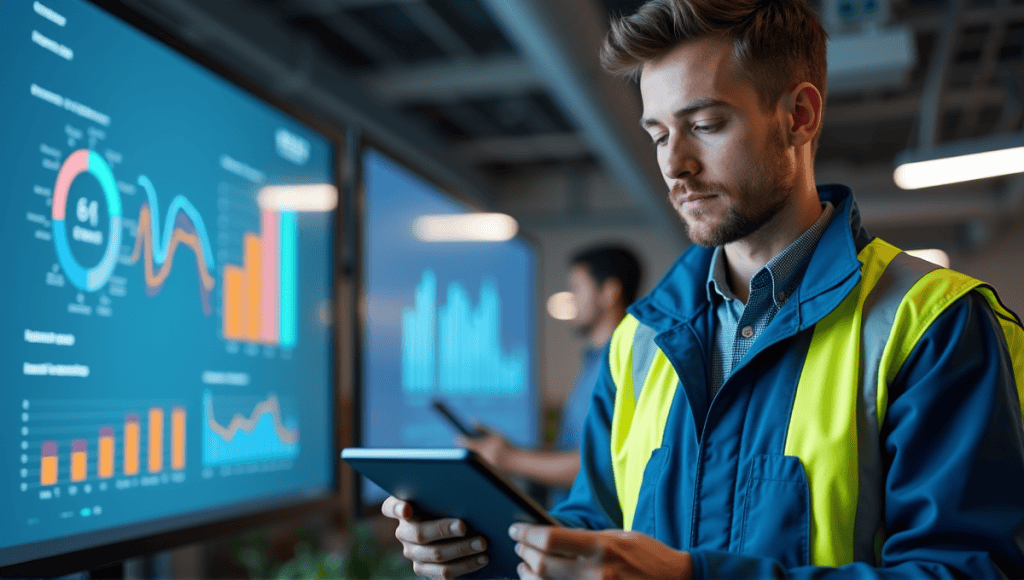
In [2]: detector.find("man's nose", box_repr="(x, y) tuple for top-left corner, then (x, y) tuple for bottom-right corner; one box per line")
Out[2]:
(661, 138), (700, 181)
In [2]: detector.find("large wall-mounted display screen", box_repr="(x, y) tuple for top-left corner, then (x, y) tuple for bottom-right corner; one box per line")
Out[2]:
(361, 149), (538, 503)
(1, 0), (337, 570)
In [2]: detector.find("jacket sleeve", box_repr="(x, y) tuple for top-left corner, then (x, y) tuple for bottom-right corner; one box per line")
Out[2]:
(548, 346), (624, 531)
(689, 291), (1024, 580)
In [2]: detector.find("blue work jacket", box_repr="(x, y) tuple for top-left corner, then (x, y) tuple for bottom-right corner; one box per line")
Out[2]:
(550, 184), (1024, 579)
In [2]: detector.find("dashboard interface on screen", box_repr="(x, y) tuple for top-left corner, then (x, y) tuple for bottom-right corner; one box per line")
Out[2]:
(361, 149), (538, 503)
(1, 0), (336, 567)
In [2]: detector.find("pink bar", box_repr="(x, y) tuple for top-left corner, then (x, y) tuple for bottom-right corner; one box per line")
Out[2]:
(259, 208), (280, 343)
(52, 149), (91, 221)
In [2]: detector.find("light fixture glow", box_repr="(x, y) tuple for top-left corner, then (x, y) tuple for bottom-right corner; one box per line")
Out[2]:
(905, 248), (950, 268)
(257, 184), (338, 212)
(894, 145), (1024, 190)
(413, 213), (518, 242)
(547, 291), (577, 321)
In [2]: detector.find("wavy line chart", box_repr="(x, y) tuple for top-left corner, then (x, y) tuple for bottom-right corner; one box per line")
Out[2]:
(202, 390), (299, 466)
(137, 175), (215, 270)
(129, 175), (215, 314)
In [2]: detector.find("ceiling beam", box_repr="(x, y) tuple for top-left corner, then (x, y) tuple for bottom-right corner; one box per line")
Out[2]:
(127, 0), (498, 209)
(400, 2), (475, 58)
(478, 0), (685, 241)
(908, 4), (1024, 31)
(825, 86), (1007, 126)
(362, 55), (541, 104)
(438, 102), (504, 137)
(917, 0), (964, 149)
(321, 10), (403, 64)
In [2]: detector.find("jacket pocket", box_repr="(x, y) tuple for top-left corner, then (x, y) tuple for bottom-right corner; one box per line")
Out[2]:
(631, 446), (670, 536)
(738, 454), (810, 568)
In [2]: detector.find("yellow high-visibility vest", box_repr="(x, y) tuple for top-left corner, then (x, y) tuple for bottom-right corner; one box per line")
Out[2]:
(607, 238), (1024, 565)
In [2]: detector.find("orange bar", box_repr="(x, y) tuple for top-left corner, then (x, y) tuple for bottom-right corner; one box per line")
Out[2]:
(99, 427), (115, 479)
(172, 407), (186, 470)
(223, 265), (245, 340)
(125, 414), (140, 475)
(71, 439), (87, 482)
(41, 441), (58, 486)
(148, 407), (164, 473)
(244, 233), (262, 341)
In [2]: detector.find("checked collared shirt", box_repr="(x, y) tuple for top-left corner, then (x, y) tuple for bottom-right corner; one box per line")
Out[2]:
(707, 202), (834, 397)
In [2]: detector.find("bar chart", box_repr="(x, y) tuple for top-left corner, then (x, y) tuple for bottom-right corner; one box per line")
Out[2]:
(221, 208), (298, 348)
(24, 399), (187, 489)
(401, 269), (527, 396)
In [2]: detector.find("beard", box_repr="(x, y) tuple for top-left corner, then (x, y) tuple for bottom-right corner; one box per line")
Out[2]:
(673, 122), (795, 248)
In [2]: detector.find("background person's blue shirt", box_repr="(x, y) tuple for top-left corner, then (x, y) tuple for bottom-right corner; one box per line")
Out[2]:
(547, 345), (605, 507)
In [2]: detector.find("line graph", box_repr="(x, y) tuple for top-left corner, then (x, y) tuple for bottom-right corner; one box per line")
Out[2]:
(129, 175), (215, 314)
(202, 390), (299, 466)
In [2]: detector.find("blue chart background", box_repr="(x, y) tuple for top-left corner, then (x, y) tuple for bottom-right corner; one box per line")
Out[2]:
(361, 149), (539, 502)
(0, 0), (335, 561)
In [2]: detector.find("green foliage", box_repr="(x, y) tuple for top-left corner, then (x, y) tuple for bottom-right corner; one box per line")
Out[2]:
(236, 520), (414, 580)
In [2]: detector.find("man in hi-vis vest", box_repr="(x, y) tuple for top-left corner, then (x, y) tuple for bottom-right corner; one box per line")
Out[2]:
(382, 0), (1024, 578)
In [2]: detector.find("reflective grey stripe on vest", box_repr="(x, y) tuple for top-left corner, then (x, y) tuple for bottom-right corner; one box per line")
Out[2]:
(631, 322), (660, 404)
(852, 252), (940, 563)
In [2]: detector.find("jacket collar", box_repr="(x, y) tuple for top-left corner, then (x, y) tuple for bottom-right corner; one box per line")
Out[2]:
(628, 184), (869, 333)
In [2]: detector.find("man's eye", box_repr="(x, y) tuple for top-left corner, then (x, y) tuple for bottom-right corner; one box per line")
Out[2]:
(652, 135), (668, 147)
(694, 122), (722, 133)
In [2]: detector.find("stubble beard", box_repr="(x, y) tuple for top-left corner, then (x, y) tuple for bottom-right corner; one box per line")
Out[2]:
(674, 124), (795, 248)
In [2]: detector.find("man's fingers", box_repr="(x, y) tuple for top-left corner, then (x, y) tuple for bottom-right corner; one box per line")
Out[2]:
(511, 524), (602, 559)
(381, 496), (415, 521)
(396, 517), (467, 544)
(515, 542), (581, 579)
(412, 553), (490, 580)
(404, 536), (487, 564)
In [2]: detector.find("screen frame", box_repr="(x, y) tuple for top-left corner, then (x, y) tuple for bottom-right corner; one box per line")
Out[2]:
(0, 0), (345, 575)
(351, 134), (544, 517)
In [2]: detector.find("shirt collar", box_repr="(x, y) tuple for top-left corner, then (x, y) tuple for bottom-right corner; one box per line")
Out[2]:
(705, 201), (835, 307)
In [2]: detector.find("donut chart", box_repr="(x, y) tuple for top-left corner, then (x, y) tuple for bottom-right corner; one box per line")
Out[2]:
(51, 149), (123, 292)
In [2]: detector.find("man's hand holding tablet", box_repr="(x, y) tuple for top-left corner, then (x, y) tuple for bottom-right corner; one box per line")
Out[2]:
(343, 447), (561, 579)
(382, 495), (490, 579)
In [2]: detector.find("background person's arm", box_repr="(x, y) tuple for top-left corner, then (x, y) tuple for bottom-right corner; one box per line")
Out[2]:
(457, 427), (581, 488)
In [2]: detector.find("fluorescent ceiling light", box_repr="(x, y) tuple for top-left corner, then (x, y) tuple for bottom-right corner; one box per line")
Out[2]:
(905, 249), (950, 268)
(413, 213), (519, 242)
(894, 136), (1024, 190)
(546, 291), (576, 321)
(258, 184), (338, 211)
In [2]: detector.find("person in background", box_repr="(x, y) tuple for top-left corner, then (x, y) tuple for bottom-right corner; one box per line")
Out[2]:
(383, 0), (1024, 577)
(456, 245), (642, 508)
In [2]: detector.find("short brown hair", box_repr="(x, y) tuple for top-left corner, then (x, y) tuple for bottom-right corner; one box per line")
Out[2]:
(602, 0), (828, 154)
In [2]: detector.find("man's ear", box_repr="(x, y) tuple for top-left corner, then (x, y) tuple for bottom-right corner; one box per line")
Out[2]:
(599, 278), (623, 309)
(786, 82), (822, 147)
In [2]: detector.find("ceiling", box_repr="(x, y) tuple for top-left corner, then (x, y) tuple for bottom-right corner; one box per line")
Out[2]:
(115, 0), (1024, 250)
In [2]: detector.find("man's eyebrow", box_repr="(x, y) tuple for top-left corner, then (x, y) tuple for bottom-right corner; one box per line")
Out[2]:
(640, 98), (731, 129)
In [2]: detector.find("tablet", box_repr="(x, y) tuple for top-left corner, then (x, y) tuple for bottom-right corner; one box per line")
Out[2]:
(342, 447), (561, 579)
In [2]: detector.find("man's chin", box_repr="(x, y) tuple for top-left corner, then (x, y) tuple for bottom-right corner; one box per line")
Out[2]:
(680, 217), (723, 248)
